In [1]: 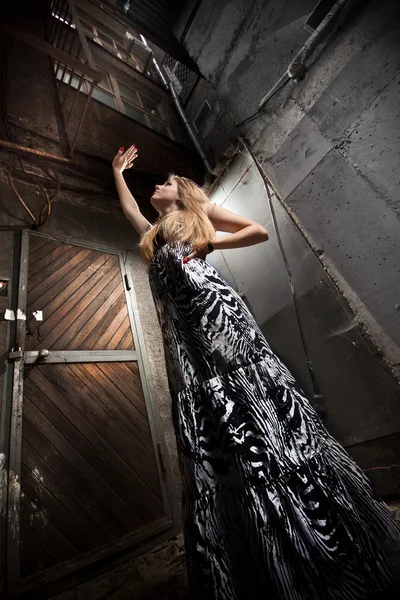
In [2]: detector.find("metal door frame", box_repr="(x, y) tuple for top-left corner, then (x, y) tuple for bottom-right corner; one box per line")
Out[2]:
(5, 230), (179, 598)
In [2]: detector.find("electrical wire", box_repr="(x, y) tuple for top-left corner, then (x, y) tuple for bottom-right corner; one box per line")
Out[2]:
(7, 168), (37, 223)
(0, 34), (60, 228)
(235, 108), (262, 130)
(237, 137), (326, 418)
(39, 167), (60, 226)
(234, 76), (290, 130)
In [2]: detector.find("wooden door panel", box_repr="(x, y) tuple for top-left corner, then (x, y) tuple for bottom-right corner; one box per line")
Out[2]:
(21, 362), (165, 577)
(11, 234), (172, 590)
(25, 240), (134, 351)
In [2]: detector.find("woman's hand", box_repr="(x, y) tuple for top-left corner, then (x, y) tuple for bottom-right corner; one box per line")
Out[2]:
(112, 145), (138, 174)
(183, 245), (209, 263)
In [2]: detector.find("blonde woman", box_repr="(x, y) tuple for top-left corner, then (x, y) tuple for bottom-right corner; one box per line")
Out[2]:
(112, 145), (399, 600)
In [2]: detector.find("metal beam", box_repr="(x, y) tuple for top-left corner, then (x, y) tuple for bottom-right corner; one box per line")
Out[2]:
(24, 350), (138, 364)
(0, 140), (72, 163)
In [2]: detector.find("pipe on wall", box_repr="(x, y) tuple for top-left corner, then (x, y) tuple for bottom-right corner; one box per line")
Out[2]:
(167, 81), (213, 174)
(140, 35), (213, 174)
(259, 0), (353, 108)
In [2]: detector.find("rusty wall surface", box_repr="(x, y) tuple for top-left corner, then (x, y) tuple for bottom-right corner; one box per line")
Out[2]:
(0, 10), (198, 596)
(4, 40), (202, 186)
(0, 171), (186, 596)
(0, 232), (14, 416)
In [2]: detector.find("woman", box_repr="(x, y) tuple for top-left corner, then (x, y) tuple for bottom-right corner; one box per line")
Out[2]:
(112, 145), (399, 600)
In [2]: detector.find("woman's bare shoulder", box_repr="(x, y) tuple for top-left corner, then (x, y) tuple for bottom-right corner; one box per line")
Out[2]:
(204, 202), (256, 232)
(204, 202), (217, 216)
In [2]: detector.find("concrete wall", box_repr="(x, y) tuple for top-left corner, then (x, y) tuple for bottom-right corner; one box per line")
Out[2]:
(207, 149), (400, 496)
(176, 0), (400, 495)
(180, 0), (400, 357)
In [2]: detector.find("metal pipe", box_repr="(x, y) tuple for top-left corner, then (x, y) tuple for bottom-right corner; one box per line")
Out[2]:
(60, 22), (79, 103)
(59, 10), (73, 55)
(138, 36), (213, 173)
(168, 81), (213, 173)
(258, 72), (290, 109)
(67, 0), (98, 73)
(259, 0), (351, 108)
(288, 0), (351, 80)
(238, 137), (323, 409)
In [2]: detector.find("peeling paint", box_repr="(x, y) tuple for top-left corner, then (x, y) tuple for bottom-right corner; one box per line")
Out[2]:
(8, 470), (20, 541)
(32, 467), (44, 483)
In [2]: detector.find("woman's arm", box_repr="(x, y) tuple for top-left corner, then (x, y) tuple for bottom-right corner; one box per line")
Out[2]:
(184, 203), (268, 260)
(206, 203), (269, 250)
(112, 146), (152, 236)
(183, 203), (268, 262)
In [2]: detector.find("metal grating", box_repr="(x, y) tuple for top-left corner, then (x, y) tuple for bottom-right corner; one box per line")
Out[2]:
(161, 54), (198, 102)
(115, 0), (200, 72)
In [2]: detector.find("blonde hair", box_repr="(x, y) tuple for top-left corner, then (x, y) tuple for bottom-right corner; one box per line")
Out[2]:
(140, 175), (215, 262)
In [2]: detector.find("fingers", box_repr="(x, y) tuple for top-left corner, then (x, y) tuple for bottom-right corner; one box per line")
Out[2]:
(115, 145), (138, 160)
(183, 252), (196, 263)
(114, 145), (138, 172)
(125, 145), (138, 160)
(125, 148), (138, 168)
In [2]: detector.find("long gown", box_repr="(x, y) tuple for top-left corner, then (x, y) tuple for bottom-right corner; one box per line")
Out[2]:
(148, 240), (400, 600)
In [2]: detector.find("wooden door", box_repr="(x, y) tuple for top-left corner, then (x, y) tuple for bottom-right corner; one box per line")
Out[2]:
(6, 232), (174, 597)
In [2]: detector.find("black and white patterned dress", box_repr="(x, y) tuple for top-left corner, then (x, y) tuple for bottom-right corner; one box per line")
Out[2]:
(148, 240), (399, 600)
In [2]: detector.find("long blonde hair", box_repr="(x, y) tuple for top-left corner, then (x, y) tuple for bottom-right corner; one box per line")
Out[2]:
(140, 175), (215, 262)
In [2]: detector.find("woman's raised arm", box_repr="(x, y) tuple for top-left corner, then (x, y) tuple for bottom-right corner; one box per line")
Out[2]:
(112, 145), (152, 236)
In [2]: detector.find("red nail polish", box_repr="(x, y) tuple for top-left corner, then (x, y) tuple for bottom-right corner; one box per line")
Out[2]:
(119, 146), (124, 152)
(183, 258), (188, 264)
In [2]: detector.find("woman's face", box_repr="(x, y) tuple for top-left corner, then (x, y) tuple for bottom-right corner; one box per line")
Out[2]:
(150, 178), (180, 213)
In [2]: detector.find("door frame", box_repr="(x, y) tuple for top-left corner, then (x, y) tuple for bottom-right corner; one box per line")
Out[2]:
(4, 230), (179, 598)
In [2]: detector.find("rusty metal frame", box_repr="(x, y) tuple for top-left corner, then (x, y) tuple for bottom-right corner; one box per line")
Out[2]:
(24, 350), (138, 364)
(0, 140), (72, 163)
(119, 252), (178, 525)
(6, 230), (29, 590)
(0, 231), (21, 599)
